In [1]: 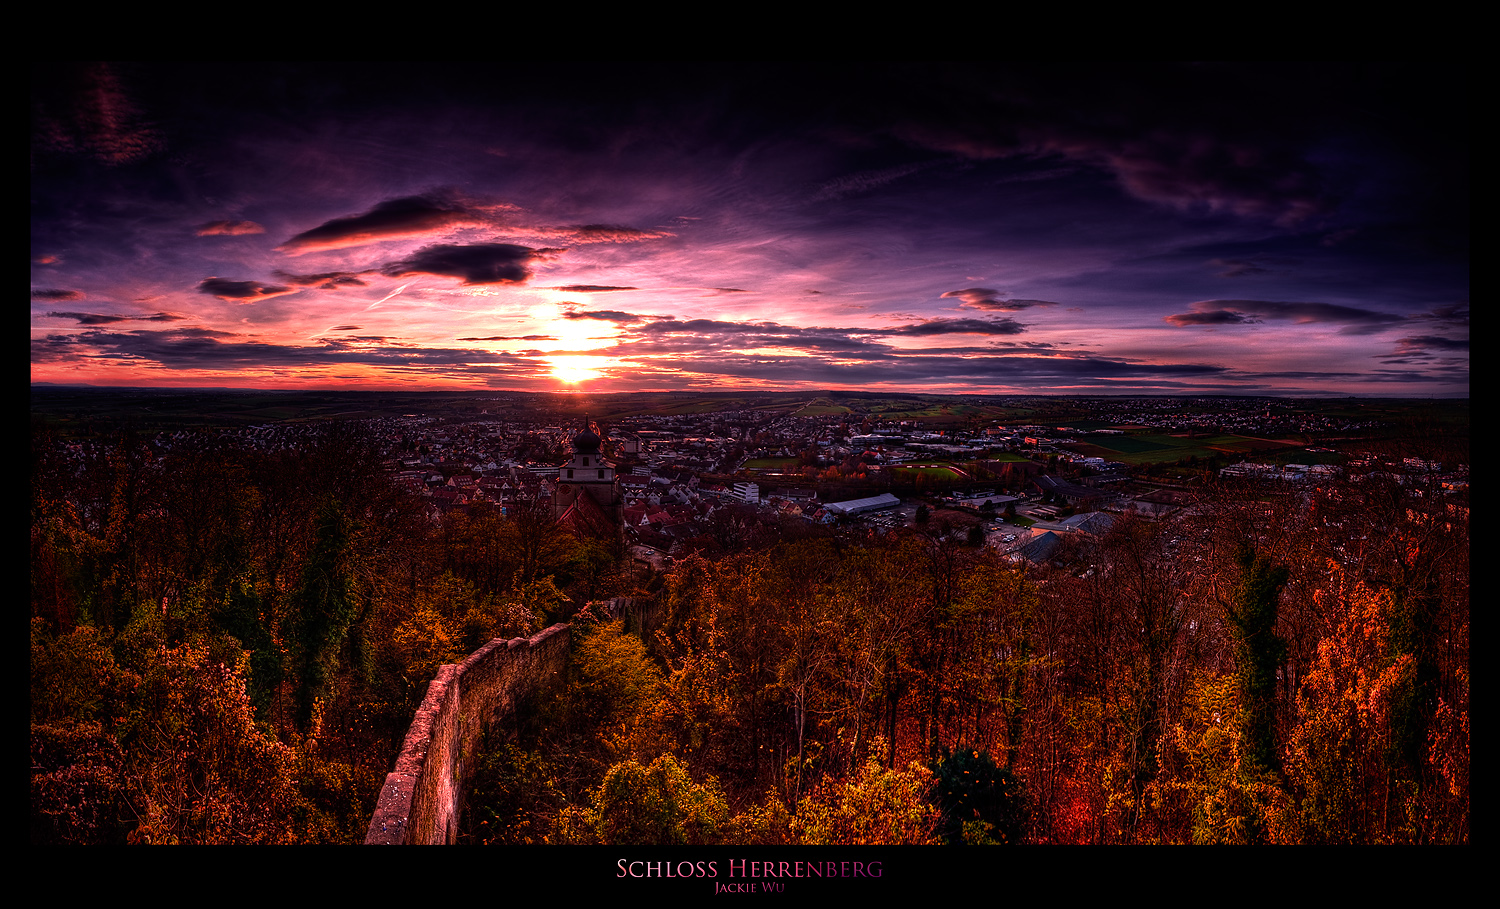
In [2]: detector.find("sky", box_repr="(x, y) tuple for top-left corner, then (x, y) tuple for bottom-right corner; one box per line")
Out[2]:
(31, 62), (1468, 397)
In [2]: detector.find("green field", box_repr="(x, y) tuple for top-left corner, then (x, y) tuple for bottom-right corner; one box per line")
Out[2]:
(792, 397), (854, 416)
(795, 405), (853, 415)
(742, 457), (800, 470)
(1272, 448), (1346, 466)
(1063, 432), (1295, 465)
(1195, 434), (1294, 452)
(893, 465), (964, 480)
(1078, 434), (1175, 454)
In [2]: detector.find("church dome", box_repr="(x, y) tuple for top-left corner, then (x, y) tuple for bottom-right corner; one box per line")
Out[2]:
(573, 424), (602, 453)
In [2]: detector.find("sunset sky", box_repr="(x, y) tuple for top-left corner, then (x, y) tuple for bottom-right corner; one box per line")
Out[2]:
(31, 63), (1468, 396)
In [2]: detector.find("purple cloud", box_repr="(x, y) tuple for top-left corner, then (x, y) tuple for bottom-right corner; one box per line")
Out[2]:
(562, 309), (663, 323)
(942, 288), (1060, 311)
(380, 243), (561, 285)
(277, 195), (490, 255)
(196, 277), (297, 302)
(1393, 335), (1468, 355)
(1165, 299), (1406, 333)
(274, 270), (370, 290)
(48, 311), (186, 325)
(31, 288), (84, 301)
(457, 335), (559, 341)
(32, 327), (557, 378)
(891, 318), (1026, 336)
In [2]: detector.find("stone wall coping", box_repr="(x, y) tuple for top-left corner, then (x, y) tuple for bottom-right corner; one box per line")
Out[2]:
(363, 623), (572, 844)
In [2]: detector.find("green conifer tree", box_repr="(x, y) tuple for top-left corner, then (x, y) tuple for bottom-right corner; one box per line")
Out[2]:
(1226, 544), (1289, 778)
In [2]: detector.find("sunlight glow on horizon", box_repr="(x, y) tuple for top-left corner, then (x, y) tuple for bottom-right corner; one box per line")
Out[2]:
(546, 354), (615, 385)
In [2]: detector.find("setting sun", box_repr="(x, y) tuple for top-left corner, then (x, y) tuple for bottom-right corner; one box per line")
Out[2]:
(547, 355), (611, 384)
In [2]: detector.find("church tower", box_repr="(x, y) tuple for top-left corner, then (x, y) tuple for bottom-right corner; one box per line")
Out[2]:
(553, 418), (620, 528)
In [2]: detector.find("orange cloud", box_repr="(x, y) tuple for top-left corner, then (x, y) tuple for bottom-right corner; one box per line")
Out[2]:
(196, 220), (266, 236)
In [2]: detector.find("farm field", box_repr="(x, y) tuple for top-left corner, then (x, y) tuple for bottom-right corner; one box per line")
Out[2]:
(1076, 434), (1176, 454)
(1062, 432), (1295, 465)
(792, 398), (854, 416)
(856, 401), (1021, 427)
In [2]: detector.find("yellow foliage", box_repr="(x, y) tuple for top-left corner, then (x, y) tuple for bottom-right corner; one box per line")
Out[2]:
(793, 757), (941, 845)
(391, 605), (463, 683)
(558, 753), (729, 845)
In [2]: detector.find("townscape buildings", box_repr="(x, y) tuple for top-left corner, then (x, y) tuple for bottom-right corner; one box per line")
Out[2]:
(60, 393), (1462, 571)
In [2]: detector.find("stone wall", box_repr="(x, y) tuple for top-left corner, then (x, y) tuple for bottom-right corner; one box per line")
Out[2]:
(364, 623), (571, 845)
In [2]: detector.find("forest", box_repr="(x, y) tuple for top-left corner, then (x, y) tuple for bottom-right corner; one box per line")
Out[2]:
(30, 421), (1468, 845)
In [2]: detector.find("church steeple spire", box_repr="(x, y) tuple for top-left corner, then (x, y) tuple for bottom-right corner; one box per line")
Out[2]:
(555, 414), (618, 526)
(573, 415), (601, 454)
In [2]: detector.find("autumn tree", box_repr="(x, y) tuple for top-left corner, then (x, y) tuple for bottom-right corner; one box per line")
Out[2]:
(793, 756), (942, 845)
(504, 491), (577, 593)
(120, 640), (298, 844)
(554, 754), (730, 845)
(569, 617), (663, 754)
(31, 616), (298, 844)
(1285, 575), (1468, 843)
(31, 618), (134, 844)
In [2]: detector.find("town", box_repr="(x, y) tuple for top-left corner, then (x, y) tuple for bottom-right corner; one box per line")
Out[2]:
(35, 387), (1465, 568)
(30, 387), (1469, 847)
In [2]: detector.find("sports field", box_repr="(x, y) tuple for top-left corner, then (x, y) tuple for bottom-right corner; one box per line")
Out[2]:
(892, 464), (965, 480)
(743, 457), (800, 470)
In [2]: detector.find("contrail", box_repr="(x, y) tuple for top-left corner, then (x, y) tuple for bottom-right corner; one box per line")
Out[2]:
(365, 282), (411, 310)
(310, 282), (415, 337)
